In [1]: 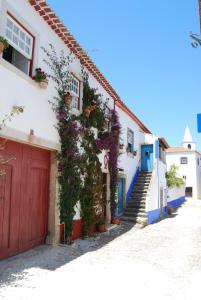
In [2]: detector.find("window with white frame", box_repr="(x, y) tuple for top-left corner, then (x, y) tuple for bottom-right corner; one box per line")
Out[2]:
(127, 129), (134, 153)
(69, 75), (80, 110)
(3, 13), (34, 75)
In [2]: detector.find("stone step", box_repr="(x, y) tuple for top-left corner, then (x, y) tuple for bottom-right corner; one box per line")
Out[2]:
(129, 195), (147, 202)
(139, 172), (152, 175)
(136, 180), (151, 184)
(124, 211), (147, 218)
(134, 181), (150, 189)
(125, 204), (145, 210)
(132, 192), (148, 197)
(128, 198), (146, 203)
(134, 184), (150, 188)
(134, 188), (149, 192)
(125, 207), (145, 213)
(121, 215), (148, 225)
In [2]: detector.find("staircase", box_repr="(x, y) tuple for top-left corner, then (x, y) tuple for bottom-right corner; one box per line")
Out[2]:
(121, 172), (152, 226)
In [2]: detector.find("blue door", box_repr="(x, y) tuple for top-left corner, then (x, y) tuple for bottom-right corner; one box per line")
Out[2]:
(141, 145), (153, 172)
(118, 178), (124, 214)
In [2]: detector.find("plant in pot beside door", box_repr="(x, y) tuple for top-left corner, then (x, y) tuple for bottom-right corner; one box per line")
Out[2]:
(97, 216), (107, 233)
(0, 36), (9, 54)
(33, 68), (49, 89)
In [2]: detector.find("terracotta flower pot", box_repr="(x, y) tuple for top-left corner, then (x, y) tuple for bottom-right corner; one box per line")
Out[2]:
(111, 218), (119, 225)
(58, 224), (65, 243)
(168, 205), (174, 215)
(0, 41), (5, 54)
(64, 92), (72, 109)
(39, 78), (49, 89)
(98, 224), (107, 233)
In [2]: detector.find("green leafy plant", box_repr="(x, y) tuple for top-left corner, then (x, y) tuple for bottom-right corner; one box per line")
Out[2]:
(32, 68), (47, 82)
(166, 164), (185, 188)
(0, 36), (9, 50)
(80, 79), (107, 236)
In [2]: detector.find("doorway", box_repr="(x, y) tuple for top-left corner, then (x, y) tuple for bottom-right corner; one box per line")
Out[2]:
(141, 145), (154, 172)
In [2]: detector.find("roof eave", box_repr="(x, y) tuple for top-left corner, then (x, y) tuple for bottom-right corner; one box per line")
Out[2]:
(28, 0), (151, 134)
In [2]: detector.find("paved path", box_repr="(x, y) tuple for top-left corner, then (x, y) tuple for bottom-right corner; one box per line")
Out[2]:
(1, 198), (201, 300)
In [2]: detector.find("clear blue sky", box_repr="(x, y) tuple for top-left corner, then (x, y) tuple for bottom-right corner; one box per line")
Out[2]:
(47, 0), (201, 148)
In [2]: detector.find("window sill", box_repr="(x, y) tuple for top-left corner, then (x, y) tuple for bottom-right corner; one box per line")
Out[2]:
(0, 57), (36, 87)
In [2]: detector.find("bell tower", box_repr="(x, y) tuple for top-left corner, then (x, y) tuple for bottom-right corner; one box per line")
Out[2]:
(182, 125), (196, 151)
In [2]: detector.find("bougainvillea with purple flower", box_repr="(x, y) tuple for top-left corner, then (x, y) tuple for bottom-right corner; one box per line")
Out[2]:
(43, 45), (82, 244)
(96, 109), (121, 218)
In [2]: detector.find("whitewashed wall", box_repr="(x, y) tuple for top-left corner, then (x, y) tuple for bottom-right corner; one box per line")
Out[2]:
(0, 0), (156, 224)
(117, 106), (145, 194)
(166, 152), (200, 199)
(0, 0), (115, 150)
(167, 185), (186, 203)
(144, 134), (167, 212)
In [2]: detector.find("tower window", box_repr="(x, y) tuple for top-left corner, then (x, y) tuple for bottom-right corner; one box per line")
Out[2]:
(188, 144), (191, 150)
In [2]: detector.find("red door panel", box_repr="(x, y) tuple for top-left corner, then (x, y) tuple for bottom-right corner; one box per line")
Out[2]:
(0, 139), (50, 260)
(0, 165), (12, 252)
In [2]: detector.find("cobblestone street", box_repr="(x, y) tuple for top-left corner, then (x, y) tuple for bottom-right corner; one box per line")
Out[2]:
(1, 198), (201, 300)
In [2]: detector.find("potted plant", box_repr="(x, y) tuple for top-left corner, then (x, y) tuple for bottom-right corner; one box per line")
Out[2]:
(0, 36), (9, 54)
(97, 216), (107, 233)
(167, 205), (174, 215)
(64, 92), (73, 110)
(83, 104), (97, 118)
(111, 217), (120, 225)
(33, 68), (49, 89)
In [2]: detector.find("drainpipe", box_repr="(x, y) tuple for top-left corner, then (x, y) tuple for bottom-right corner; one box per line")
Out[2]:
(114, 99), (116, 111)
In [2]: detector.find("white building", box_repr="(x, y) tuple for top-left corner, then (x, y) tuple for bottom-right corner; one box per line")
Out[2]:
(0, 0), (168, 260)
(166, 125), (201, 199)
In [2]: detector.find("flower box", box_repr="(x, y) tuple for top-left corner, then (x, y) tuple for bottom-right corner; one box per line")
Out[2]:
(0, 37), (9, 54)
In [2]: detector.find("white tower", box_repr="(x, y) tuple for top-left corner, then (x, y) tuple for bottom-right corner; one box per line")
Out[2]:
(182, 125), (196, 151)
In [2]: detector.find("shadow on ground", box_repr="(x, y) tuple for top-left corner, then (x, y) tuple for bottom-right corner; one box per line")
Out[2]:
(0, 222), (135, 287)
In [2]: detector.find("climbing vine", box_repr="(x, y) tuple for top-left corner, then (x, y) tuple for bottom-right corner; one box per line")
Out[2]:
(79, 78), (107, 236)
(96, 109), (121, 219)
(43, 45), (82, 244)
(44, 45), (121, 242)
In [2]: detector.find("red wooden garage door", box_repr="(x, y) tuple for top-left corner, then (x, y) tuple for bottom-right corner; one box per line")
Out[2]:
(0, 140), (50, 260)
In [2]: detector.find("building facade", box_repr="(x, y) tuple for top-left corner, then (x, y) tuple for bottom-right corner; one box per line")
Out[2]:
(0, 0), (168, 260)
(166, 126), (201, 199)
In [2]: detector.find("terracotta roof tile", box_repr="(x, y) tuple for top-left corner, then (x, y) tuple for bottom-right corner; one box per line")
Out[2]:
(166, 147), (192, 153)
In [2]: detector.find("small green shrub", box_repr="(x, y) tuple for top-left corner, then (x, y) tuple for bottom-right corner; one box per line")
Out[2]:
(166, 164), (185, 188)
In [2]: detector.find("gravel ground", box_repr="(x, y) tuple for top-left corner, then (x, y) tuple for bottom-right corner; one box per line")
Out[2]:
(1, 198), (201, 300)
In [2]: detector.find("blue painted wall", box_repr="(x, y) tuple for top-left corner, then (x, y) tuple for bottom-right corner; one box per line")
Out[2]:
(147, 208), (160, 224)
(126, 167), (140, 205)
(147, 197), (185, 224)
(168, 196), (185, 209)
